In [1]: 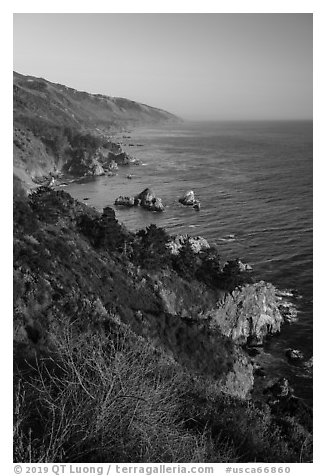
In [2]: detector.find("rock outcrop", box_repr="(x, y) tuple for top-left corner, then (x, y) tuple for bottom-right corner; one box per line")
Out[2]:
(208, 281), (284, 345)
(167, 234), (210, 255)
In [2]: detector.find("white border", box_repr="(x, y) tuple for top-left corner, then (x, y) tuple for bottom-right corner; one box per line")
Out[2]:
(3, 2), (323, 473)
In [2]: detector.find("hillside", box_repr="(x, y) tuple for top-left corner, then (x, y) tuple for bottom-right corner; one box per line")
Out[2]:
(13, 72), (180, 187)
(14, 71), (179, 130)
(13, 186), (312, 463)
(13, 72), (312, 463)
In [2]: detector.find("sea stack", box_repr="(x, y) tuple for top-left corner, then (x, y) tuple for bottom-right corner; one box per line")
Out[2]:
(179, 190), (201, 210)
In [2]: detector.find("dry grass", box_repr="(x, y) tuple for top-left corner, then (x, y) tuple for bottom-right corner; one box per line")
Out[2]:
(13, 316), (215, 463)
(14, 315), (312, 463)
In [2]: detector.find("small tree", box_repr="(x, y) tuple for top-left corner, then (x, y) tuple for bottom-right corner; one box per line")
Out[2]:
(196, 247), (222, 287)
(132, 224), (171, 270)
(172, 238), (197, 280)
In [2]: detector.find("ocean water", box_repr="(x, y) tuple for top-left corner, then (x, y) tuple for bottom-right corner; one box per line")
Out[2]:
(64, 120), (313, 404)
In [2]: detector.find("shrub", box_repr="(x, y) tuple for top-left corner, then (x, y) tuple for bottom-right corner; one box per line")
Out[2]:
(78, 207), (126, 252)
(172, 238), (198, 280)
(13, 319), (211, 463)
(216, 258), (253, 292)
(196, 247), (222, 287)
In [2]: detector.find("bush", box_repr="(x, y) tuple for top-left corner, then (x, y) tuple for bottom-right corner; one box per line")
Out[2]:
(171, 238), (198, 280)
(13, 319), (211, 463)
(14, 317), (312, 463)
(78, 207), (126, 252)
(196, 247), (222, 287)
(216, 258), (253, 292)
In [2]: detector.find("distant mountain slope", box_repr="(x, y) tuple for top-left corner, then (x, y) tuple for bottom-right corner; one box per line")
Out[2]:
(13, 72), (180, 187)
(14, 71), (180, 131)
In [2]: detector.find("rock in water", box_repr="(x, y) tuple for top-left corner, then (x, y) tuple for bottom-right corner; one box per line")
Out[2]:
(114, 196), (135, 207)
(134, 188), (164, 212)
(285, 348), (305, 362)
(179, 190), (196, 206)
(114, 188), (164, 212)
(135, 187), (156, 205)
(193, 200), (201, 211)
(149, 197), (164, 212)
(238, 260), (253, 272)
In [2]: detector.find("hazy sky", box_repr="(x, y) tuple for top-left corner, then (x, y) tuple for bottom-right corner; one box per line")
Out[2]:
(13, 13), (312, 120)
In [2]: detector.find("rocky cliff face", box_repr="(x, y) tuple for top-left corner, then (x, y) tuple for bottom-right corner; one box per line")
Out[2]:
(208, 281), (284, 345)
(13, 71), (180, 187)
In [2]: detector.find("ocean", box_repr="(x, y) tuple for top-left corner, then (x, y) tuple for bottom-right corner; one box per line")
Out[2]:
(64, 120), (313, 404)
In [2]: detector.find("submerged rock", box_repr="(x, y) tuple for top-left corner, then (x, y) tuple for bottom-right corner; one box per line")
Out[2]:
(208, 281), (283, 345)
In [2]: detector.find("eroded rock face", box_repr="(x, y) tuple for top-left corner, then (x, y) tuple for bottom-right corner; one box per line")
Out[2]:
(208, 281), (283, 345)
(167, 234), (210, 255)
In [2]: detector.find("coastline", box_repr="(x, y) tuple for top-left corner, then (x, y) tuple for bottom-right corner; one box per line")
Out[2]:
(13, 183), (313, 462)
(57, 123), (312, 406)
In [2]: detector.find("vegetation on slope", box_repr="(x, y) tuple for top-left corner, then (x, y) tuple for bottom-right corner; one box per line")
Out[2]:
(13, 187), (312, 463)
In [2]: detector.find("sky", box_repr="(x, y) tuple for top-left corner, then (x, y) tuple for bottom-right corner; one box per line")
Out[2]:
(13, 13), (312, 120)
